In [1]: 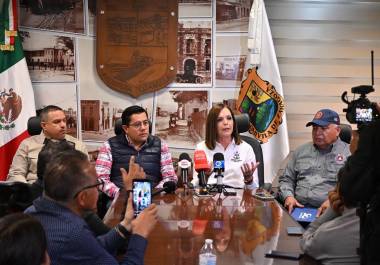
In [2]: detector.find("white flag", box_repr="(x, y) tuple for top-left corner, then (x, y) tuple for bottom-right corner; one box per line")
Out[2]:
(237, 0), (289, 183)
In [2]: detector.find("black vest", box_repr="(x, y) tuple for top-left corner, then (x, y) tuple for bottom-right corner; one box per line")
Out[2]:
(109, 134), (162, 188)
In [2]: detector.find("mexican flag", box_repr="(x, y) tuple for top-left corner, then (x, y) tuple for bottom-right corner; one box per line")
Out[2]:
(0, 0), (36, 181)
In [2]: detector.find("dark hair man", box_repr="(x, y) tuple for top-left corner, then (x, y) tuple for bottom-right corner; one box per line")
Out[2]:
(25, 149), (157, 265)
(7, 105), (88, 183)
(96, 105), (177, 198)
(0, 213), (50, 265)
(278, 109), (351, 216)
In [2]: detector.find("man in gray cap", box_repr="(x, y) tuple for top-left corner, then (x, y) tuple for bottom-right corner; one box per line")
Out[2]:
(278, 109), (351, 216)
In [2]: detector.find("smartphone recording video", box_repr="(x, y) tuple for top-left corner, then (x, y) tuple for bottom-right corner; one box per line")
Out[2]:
(132, 179), (152, 217)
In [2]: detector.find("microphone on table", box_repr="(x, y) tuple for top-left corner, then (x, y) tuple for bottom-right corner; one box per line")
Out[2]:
(193, 150), (210, 189)
(178, 153), (192, 187)
(213, 153), (225, 193)
(152, 181), (176, 197)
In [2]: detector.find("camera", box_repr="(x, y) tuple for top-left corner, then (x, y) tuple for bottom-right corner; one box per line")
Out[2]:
(341, 85), (379, 125)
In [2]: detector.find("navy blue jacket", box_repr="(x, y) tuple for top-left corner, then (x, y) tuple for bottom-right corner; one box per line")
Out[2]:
(25, 197), (147, 265)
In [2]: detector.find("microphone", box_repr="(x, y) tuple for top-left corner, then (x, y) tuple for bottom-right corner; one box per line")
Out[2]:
(178, 153), (192, 187)
(213, 153), (225, 193)
(152, 181), (176, 197)
(193, 150), (210, 188)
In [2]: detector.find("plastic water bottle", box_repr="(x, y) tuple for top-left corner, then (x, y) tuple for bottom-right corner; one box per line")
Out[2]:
(199, 238), (217, 265)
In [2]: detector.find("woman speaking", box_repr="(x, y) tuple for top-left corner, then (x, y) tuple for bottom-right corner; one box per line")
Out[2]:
(192, 105), (259, 189)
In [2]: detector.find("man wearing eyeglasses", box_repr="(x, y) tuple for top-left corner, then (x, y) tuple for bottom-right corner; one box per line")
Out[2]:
(96, 105), (177, 199)
(25, 149), (158, 265)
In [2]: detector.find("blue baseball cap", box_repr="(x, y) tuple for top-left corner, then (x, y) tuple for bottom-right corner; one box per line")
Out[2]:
(306, 109), (340, 127)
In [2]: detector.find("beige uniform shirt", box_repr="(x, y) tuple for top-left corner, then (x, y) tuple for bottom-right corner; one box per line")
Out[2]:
(6, 132), (88, 183)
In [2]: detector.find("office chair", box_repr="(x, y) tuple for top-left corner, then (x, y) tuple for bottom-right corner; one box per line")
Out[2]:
(339, 123), (352, 144)
(27, 116), (42, 136)
(235, 113), (271, 190)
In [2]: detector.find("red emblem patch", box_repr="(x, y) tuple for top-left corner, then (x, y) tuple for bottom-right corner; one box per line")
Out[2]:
(314, 111), (323, 119)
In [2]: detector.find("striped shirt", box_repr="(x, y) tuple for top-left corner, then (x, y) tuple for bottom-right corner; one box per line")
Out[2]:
(96, 136), (177, 198)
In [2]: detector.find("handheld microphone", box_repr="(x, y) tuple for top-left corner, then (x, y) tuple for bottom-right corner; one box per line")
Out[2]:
(193, 150), (210, 188)
(213, 153), (225, 193)
(152, 181), (176, 197)
(178, 153), (192, 186)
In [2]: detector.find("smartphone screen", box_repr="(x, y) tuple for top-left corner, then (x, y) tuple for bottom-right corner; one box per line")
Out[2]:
(132, 180), (152, 217)
(287, 226), (304, 235)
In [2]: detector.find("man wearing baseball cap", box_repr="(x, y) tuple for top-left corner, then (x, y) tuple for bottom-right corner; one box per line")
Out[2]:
(278, 109), (351, 216)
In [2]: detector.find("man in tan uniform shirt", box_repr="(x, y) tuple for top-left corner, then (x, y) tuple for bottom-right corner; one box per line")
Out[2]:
(7, 105), (88, 183)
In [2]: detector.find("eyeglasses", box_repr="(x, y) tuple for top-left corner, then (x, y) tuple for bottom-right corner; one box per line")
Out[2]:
(73, 179), (104, 198)
(128, 120), (149, 129)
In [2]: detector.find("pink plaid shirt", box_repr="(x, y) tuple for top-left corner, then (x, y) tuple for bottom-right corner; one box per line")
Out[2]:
(95, 136), (177, 198)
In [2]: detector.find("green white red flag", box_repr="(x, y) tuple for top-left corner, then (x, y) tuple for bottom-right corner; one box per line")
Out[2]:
(0, 0), (36, 180)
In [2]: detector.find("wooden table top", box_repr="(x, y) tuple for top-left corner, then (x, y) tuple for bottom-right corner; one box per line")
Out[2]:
(144, 189), (319, 265)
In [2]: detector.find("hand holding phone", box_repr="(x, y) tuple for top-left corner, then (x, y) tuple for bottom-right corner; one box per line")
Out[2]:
(132, 179), (152, 217)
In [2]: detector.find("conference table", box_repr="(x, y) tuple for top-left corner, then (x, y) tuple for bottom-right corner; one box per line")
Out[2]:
(144, 188), (320, 265)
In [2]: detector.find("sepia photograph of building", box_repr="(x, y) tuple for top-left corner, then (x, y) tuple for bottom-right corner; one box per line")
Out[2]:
(178, 0), (212, 18)
(21, 31), (75, 82)
(211, 89), (239, 112)
(155, 90), (208, 149)
(216, 0), (254, 32)
(175, 21), (212, 86)
(216, 56), (246, 84)
(19, 0), (85, 33)
(215, 35), (248, 87)
(33, 83), (78, 138)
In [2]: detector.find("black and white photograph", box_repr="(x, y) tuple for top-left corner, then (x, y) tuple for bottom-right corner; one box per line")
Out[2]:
(155, 90), (208, 149)
(19, 0), (85, 34)
(33, 83), (78, 138)
(21, 31), (75, 82)
(175, 20), (212, 86)
(216, 0), (254, 32)
(178, 0), (212, 18)
(215, 35), (248, 87)
(211, 89), (239, 111)
(78, 38), (154, 142)
(87, 0), (96, 36)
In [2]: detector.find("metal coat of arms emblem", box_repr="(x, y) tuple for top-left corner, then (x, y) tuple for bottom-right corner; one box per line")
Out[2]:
(237, 68), (285, 143)
(96, 0), (178, 98)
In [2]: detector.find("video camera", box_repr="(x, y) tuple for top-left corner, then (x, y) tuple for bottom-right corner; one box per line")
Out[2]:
(341, 85), (379, 125)
(341, 51), (379, 125)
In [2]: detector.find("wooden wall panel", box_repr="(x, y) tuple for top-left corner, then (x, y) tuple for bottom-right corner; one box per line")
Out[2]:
(265, 0), (380, 151)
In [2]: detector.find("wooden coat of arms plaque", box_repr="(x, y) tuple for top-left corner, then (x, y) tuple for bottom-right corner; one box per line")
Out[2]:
(96, 0), (178, 98)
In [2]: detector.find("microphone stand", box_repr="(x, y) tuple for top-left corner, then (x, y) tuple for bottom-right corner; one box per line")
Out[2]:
(208, 171), (232, 196)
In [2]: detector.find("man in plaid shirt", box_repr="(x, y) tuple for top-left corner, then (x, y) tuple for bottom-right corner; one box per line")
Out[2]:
(96, 105), (177, 199)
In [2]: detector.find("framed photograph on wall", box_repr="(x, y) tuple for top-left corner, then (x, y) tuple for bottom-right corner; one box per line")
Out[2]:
(33, 83), (78, 138)
(21, 31), (76, 82)
(178, 0), (212, 18)
(173, 20), (212, 87)
(211, 88), (239, 111)
(19, 0), (85, 34)
(154, 89), (208, 149)
(215, 35), (248, 87)
(216, 0), (254, 33)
